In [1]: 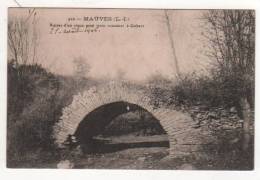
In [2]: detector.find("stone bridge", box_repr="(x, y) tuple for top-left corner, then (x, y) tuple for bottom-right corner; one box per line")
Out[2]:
(53, 81), (212, 158)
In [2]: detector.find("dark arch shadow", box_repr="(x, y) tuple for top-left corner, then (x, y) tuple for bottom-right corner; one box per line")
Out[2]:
(71, 101), (169, 154)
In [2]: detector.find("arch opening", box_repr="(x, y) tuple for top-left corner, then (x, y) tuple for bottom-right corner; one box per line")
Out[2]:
(68, 101), (170, 154)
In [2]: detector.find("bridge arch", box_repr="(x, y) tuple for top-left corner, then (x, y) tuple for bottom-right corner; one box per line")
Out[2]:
(53, 82), (204, 157)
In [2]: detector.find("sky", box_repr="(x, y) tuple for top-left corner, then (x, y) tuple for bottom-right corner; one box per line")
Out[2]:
(8, 8), (210, 81)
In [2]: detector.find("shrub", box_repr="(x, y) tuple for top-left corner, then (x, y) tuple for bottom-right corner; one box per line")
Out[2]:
(7, 62), (61, 166)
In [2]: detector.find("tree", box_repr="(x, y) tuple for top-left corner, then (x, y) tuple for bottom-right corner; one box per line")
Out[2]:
(116, 68), (126, 81)
(203, 10), (255, 151)
(72, 56), (91, 88)
(8, 8), (39, 66)
(73, 56), (91, 78)
(164, 10), (181, 78)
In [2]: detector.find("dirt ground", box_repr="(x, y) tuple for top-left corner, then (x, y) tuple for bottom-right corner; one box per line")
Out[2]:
(63, 133), (254, 170)
(74, 147), (170, 169)
(9, 134), (253, 170)
(73, 134), (171, 169)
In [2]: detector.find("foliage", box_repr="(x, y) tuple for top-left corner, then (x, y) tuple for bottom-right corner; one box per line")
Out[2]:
(7, 60), (97, 167)
(102, 111), (166, 137)
(202, 10), (255, 108)
(73, 56), (91, 78)
(172, 73), (220, 106)
(8, 9), (39, 65)
(167, 10), (255, 110)
(202, 10), (254, 151)
(7, 62), (61, 165)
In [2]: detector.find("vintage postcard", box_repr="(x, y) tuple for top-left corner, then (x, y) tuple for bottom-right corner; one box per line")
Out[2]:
(7, 8), (254, 170)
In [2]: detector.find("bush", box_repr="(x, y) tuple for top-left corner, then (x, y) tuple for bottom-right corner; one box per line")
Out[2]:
(7, 62), (61, 166)
(172, 73), (219, 106)
(170, 72), (254, 109)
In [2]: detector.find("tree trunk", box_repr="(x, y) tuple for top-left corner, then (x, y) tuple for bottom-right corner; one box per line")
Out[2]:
(240, 97), (251, 151)
(164, 10), (180, 78)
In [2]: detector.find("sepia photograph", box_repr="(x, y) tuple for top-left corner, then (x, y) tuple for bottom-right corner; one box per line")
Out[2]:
(7, 8), (255, 170)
